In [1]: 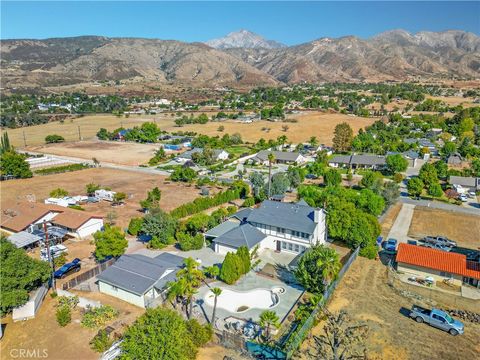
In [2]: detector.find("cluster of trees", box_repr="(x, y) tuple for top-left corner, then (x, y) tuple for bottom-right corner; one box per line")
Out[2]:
(170, 167), (197, 182)
(407, 161), (446, 199)
(191, 133), (243, 149)
(93, 225), (128, 261)
(120, 307), (212, 360)
(148, 148), (167, 166)
(139, 187), (162, 211)
(170, 182), (248, 218)
(260, 104), (285, 120)
(97, 122), (161, 143)
(249, 167), (305, 201)
(0, 133), (32, 179)
(0, 238), (51, 314)
(174, 113), (209, 126)
(220, 246), (251, 285)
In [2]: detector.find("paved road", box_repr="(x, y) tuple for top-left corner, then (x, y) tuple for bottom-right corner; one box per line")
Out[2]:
(399, 197), (480, 216)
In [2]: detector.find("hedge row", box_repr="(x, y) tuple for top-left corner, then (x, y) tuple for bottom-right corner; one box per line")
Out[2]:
(170, 189), (240, 218)
(34, 163), (91, 175)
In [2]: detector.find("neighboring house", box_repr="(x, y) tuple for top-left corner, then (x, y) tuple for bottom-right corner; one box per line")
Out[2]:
(449, 176), (480, 191)
(176, 148), (229, 163)
(207, 200), (326, 255)
(396, 244), (480, 288)
(95, 189), (116, 202)
(113, 129), (129, 141)
(328, 154), (387, 170)
(447, 153), (463, 166)
(0, 203), (103, 239)
(97, 253), (184, 308)
(253, 150), (306, 165)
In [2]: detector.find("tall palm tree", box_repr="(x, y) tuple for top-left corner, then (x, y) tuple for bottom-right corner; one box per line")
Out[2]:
(316, 247), (341, 287)
(210, 287), (222, 325)
(177, 257), (204, 319)
(166, 277), (186, 310)
(267, 153), (275, 198)
(259, 310), (280, 341)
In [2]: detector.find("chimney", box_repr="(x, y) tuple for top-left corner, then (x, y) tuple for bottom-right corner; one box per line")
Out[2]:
(314, 208), (322, 223)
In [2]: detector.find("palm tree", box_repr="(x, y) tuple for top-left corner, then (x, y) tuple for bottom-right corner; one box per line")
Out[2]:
(309, 136), (319, 148)
(259, 310), (280, 341)
(267, 153), (275, 198)
(177, 257), (204, 319)
(203, 265), (219, 279)
(166, 277), (186, 310)
(316, 247), (341, 287)
(210, 287), (222, 325)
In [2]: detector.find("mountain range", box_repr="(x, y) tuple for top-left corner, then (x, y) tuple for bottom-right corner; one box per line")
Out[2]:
(1, 30), (479, 91)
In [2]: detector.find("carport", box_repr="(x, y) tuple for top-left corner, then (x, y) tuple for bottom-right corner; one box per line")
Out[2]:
(7, 231), (42, 249)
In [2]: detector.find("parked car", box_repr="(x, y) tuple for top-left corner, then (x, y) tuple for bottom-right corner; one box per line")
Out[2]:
(40, 244), (67, 261)
(423, 236), (457, 248)
(459, 194), (468, 202)
(407, 240), (418, 246)
(305, 174), (318, 179)
(54, 258), (81, 279)
(409, 306), (464, 335)
(422, 243), (452, 252)
(384, 238), (398, 252)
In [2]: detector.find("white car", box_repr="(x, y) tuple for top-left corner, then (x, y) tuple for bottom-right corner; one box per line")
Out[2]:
(459, 194), (468, 202)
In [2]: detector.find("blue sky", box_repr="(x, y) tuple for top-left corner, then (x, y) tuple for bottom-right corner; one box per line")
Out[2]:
(2, 1), (479, 44)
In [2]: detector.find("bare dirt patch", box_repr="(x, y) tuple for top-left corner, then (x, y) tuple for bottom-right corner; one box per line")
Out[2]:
(26, 140), (162, 166)
(1, 168), (212, 228)
(380, 202), (403, 238)
(300, 258), (480, 360)
(0, 291), (144, 360)
(408, 207), (480, 249)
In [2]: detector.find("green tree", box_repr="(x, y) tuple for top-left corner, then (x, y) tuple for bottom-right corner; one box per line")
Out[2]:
(93, 225), (128, 261)
(259, 310), (280, 340)
(0, 151), (32, 178)
(418, 163), (438, 188)
(203, 265), (219, 279)
(249, 172), (265, 198)
(185, 319), (213, 347)
(441, 142), (457, 159)
(332, 122), (353, 152)
(386, 154), (408, 174)
(0, 132), (12, 153)
(236, 246), (251, 275)
(360, 171), (383, 193)
(287, 167), (304, 189)
(324, 169), (342, 187)
(210, 287), (222, 325)
(309, 136), (319, 148)
(90, 329), (113, 353)
(120, 308), (197, 360)
(170, 167), (197, 182)
(140, 187), (162, 210)
(428, 182), (443, 198)
(407, 177), (424, 198)
(382, 181), (400, 206)
(86, 183), (100, 196)
(141, 209), (177, 248)
(50, 188), (69, 198)
(112, 192), (127, 205)
(357, 189), (385, 216)
(433, 161), (448, 179)
(295, 245), (341, 294)
(269, 173), (290, 195)
(219, 252), (242, 285)
(0, 238), (51, 314)
(127, 217), (143, 236)
(45, 134), (65, 143)
(267, 152), (275, 198)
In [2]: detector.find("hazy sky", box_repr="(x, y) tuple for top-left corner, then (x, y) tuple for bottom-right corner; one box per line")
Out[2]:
(2, 1), (479, 44)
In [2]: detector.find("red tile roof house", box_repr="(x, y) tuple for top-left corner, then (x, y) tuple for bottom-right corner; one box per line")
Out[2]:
(396, 243), (480, 289)
(1, 203), (103, 239)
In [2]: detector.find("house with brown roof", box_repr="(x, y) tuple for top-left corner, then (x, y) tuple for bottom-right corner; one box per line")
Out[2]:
(1, 203), (103, 239)
(396, 244), (480, 289)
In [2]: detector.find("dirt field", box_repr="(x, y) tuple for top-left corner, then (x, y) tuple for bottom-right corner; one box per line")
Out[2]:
(408, 207), (480, 249)
(26, 140), (163, 166)
(2, 111), (375, 148)
(1, 168), (214, 228)
(0, 290), (144, 360)
(301, 258), (480, 360)
(380, 202), (403, 238)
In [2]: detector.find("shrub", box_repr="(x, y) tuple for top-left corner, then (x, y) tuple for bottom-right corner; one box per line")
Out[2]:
(81, 305), (119, 329)
(242, 197), (255, 207)
(56, 305), (71, 327)
(49, 188), (69, 198)
(55, 252), (68, 267)
(128, 217), (143, 236)
(186, 319), (213, 347)
(236, 246), (251, 274)
(393, 173), (404, 183)
(177, 232), (204, 251)
(359, 242), (378, 259)
(220, 252), (242, 285)
(45, 134), (65, 143)
(35, 163), (89, 175)
(170, 189), (241, 218)
(90, 330), (113, 353)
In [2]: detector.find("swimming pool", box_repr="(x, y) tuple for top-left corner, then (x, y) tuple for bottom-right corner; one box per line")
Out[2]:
(204, 288), (281, 313)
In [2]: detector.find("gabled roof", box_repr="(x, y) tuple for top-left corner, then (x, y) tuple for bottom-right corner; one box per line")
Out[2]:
(246, 200), (317, 234)
(329, 154), (386, 166)
(449, 176), (479, 188)
(97, 253), (184, 296)
(1, 203), (63, 233)
(256, 150), (302, 162)
(205, 220), (240, 238)
(51, 211), (102, 230)
(213, 223), (266, 250)
(396, 244), (480, 280)
(230, 208), (253, 222)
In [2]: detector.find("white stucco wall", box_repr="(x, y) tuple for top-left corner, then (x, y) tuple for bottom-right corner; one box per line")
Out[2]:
(98, 281), (146, 308)
(215, 243), (237, 255)
(76, 218), (104, 238)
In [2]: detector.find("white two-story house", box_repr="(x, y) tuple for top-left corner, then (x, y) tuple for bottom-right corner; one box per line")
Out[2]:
(207, 200), (326, 255)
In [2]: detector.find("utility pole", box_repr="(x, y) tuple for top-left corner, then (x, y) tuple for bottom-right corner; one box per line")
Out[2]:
(78, 125), (82, 141)
(43, 221), (56, 291)
(23, 131), (27, 147)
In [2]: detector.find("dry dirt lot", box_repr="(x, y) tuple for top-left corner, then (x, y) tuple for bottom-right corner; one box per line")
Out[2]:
(0, 291), (144, 360)
(1, 168), (214, 228)
(2, 111), (375, 148)
(26, 140), (163, 166)
(300, 258), (480, 360)
(408, 207), (480, 249)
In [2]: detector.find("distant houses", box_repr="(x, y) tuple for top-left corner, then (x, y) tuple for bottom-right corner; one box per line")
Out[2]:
(175, 148), (229, 163)
(328, 154), (387, 170)
(251, 150), (306, 165)
(449, 176), (480, 192)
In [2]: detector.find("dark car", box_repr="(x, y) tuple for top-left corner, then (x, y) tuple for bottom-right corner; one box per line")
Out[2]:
(54, 258), (81, 279)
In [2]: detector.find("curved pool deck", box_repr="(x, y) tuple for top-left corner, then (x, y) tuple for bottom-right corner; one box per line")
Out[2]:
(204, 288), (280, 313)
